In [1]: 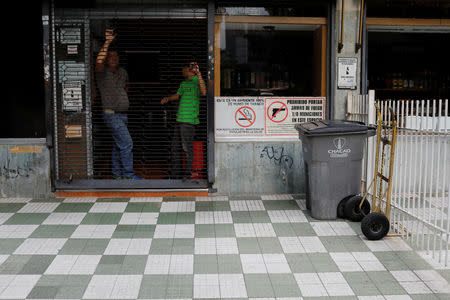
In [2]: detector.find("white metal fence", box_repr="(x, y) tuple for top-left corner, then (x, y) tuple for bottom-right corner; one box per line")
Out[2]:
(347, 91), (450, 267)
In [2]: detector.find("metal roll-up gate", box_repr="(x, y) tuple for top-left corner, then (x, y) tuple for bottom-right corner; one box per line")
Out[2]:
(51, 4), (209, 189)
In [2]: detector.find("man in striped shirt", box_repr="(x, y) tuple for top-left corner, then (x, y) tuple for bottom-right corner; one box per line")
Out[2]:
(161, 62), (206, 180)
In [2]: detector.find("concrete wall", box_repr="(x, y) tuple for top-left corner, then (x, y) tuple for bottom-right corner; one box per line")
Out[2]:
(0, 139), (51, 198)
(213, 142), (306, 195)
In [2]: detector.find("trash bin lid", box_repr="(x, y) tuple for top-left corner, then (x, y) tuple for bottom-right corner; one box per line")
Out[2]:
(295, 120), (373, 136)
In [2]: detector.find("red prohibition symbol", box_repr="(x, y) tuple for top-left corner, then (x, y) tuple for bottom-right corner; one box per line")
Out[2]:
(235, 106), (256, 128)
(267, 101), (288, 123)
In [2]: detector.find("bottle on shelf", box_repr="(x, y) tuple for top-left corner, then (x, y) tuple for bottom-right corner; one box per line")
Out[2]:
(398, 73), (403, 89)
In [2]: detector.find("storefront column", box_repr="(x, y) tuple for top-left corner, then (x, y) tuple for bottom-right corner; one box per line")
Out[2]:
(334, 0), (363, 119)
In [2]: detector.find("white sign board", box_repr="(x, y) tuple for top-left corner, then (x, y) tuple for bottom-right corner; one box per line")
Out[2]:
(215, 97), (325, 141)
(337, 57), (358, 89)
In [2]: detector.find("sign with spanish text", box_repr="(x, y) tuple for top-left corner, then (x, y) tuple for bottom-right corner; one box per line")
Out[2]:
(215, 97), (325, 141)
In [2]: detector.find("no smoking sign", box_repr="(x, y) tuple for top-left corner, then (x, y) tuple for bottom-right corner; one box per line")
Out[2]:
(235, 106), (256, 128)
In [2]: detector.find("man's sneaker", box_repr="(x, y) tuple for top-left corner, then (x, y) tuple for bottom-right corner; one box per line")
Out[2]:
(123, 175), (144, 180)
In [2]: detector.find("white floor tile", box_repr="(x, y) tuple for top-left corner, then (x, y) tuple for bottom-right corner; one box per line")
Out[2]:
(45, 255), (101, 275)
(0, 213), (13, 225)
(0, 225), (38, 238)
(109, 275), (142, 299)
(194, 274), (220, 298)
(130, 197), (163, 202)
(71, 225), (116, 238)
(241, 254), (267, 273)
(89, 202), (127, 213)
(63, 197), (97, 203)
(144, 255), (171, 274)
(263, 253), (291, 273)
(298, 236), (327, 253)
(219, 274), (247, 298)
(0, 275), (40, 299)
(279, 237), (306, 254)
(216, 237), (239, 254)
(169, 255), (193, 274)
(13, 238), (67, 255)
(43, 213), (86, 225)
(18, 202), (59, 213)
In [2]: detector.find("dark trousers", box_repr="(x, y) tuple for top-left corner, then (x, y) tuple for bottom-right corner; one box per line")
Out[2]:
(171, 122), (196, 178)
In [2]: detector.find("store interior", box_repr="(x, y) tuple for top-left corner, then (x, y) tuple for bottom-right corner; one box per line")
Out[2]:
(368, 31), (450, 103)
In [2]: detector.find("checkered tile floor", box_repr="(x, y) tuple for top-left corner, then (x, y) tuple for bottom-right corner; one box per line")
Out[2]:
(0, 195), (449, 299)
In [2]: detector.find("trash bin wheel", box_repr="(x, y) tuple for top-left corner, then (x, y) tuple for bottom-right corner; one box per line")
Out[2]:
(344, 195), (370, 222)
(361, 212), (390, 240)
(337, 195), (354, 219)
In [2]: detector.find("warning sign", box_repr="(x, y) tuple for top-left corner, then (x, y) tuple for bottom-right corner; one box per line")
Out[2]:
(235, 106), (256, 128)
(215, 96), (325, 140)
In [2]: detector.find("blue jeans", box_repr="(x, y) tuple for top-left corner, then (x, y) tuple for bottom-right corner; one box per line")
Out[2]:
(103, 112), (135, 178)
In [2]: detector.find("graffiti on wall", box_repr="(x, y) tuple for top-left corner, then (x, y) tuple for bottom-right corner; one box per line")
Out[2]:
(260, 145), (294, 169)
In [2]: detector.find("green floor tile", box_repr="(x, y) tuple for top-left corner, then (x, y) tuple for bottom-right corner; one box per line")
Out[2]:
(0, 203), (25, 213)
(81, 213), (122, 224)
(195, 201), (213, 211)
(27, 286), (60, 299)
(273, 223), (298, 237)
(119, 255), (147, 274)
(139, 275), (169, 298)
(30, 225), (77, 238)
(4, 213), (49, 224)
(237, 237), (261, 253)
(366, 270), (407, 295)
(343, 272), (380, 296)
(244, 274), (275, 298)
(194, 255), (218, 273)
(0, 238), (25, 254)
(195, 224), (216, 238)
(97, 197), (130, 202)
(263, 200), (299, 210)
(112, 225), (136, 238)
(165, 275), (193, 299)
(308, 253), (340, 272)
(229, 195), (262, 200)
(150, 238), (174, 254)
(374, 251), (410, 270)
(397, 251), (433, 270)
(19, 255), (55, 274)
(172, 238), (195, 254)
(217, 254), (243, 273)
(157, 213), (178, 224)
(232, 211), (253, 223)
(257, 237), (283, 253)
(291, 223), (317, 236)
(95, 255), (125, 274)
(54, 203), (93, 212)
(411, 295), (441, 300)
(214, 224), (236, 237)
(125, 202), (160, 212)
(340, 236), (371, 252)
(0, 254), (31, 274)
(132, 225), (155, 238)
(320, 236), (348, 252)
(176, 212), (195, 224)
(212, 201), (231, 211)
(163, 197), (195, 202)
(59, 238), (109, 255)
(285, 253), (316, 273)
(249, 211), (271, 223)
(269, 273), (302, 297)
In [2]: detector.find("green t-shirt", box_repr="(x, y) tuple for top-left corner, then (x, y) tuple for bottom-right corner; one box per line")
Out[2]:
(176, 75), (200, 125)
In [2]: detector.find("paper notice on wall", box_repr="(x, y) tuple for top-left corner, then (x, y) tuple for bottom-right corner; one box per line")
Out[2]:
(62, 81), (83, 112)
(215, 97), (325, 140)
(337, 57), (358, 89)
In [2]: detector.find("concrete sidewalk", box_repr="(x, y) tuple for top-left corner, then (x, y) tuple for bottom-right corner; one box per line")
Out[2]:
(0, 194), (449, 299)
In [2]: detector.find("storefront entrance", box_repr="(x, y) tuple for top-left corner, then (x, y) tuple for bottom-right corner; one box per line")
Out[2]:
(52, 11), (210, 189)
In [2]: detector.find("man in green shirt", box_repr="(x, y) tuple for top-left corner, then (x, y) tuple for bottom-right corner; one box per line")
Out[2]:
(161, 62), (206, 180)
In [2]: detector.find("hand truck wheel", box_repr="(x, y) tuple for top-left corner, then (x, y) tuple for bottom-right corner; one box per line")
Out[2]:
(337, 195), (354, 219)
(361, 212), (390, 240)
(344, 195), (371, 222)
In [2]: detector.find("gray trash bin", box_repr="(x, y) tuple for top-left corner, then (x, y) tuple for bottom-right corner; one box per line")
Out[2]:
(295, 120), (376, 220)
